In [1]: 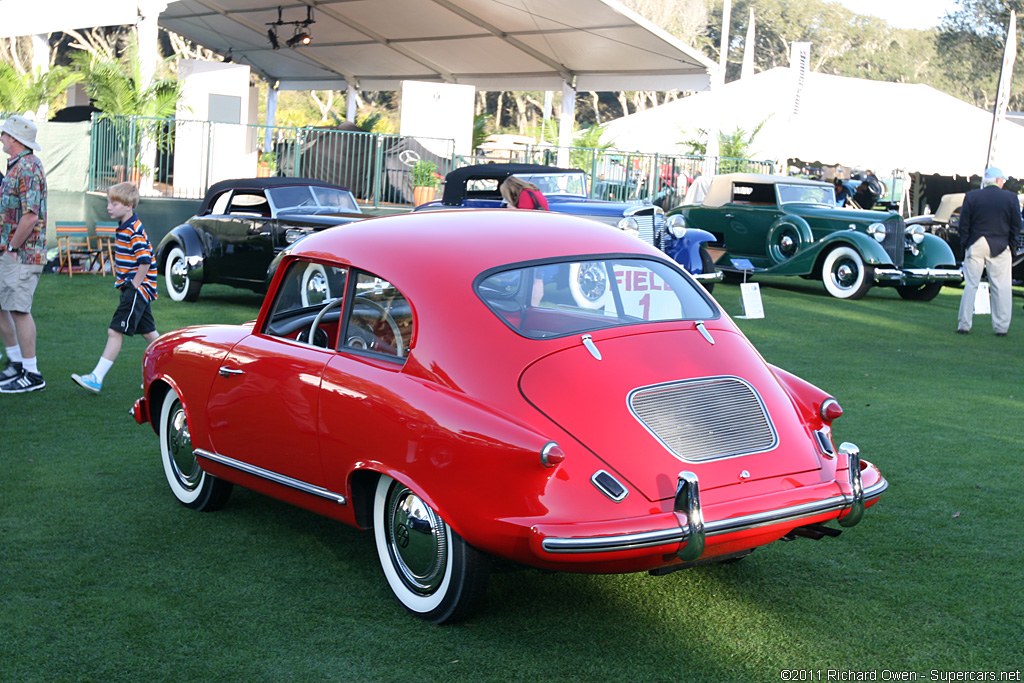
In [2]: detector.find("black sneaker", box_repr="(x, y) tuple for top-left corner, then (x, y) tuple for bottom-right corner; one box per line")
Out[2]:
(0, 370), (45, 393)
(0, 359), (22, 381)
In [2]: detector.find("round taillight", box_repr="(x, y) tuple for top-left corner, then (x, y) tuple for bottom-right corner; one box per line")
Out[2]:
(540, 441), (565, 468)
(821, 398), (843, 422)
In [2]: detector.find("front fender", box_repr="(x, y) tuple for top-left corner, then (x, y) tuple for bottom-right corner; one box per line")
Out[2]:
(815, 230), (894, 266)
(665, 228), (714, 274)
(156, 224), (206, 279)
(906, 232), (957, 268)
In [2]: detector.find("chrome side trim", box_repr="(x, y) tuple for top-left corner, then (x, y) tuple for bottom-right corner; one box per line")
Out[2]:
(900, 267), (963, 281)
(195, 449), (347, 505)
(540, 476), (888, 554)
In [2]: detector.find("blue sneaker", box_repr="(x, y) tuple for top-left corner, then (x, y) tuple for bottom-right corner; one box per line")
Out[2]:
(71, 372), (102, 394)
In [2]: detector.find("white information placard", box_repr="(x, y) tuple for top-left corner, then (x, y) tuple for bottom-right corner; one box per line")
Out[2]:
(974, 282), (991, 315)
(737, 282), (765, 319)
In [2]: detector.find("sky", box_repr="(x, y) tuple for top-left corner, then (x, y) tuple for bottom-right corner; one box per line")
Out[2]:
(831, 0), (960, 30)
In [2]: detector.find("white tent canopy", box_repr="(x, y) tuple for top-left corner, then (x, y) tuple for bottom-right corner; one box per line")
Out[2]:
(601, 67), (1024, 179)
(159, 0), (716, 92)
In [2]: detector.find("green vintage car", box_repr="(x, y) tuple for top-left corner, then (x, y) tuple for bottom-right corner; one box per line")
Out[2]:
(667, 174), (962, 300)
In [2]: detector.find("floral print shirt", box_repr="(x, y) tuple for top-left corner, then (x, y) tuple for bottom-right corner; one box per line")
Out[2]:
(1, 150), (47, 265)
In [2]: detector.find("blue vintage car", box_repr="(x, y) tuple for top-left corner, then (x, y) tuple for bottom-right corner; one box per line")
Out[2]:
(416, 163), (720, 291)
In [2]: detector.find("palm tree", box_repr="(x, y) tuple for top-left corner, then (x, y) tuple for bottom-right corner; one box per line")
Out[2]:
(71, 36), (183, 186)
(0, 63), (81, 118)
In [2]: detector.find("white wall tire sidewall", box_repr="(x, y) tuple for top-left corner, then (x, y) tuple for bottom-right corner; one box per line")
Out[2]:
(160, 388), (203, 505)
(164, 246), (189, 302)
(373, 475), (454, 615)
(823, 246), (866, 299)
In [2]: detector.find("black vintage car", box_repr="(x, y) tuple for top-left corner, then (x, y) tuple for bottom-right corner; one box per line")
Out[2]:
(156, 177), (365, 301)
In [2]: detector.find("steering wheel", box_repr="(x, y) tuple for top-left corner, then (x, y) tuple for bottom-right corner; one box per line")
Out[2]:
(349, 295), (406, 358)
(307, 296), (346, 348)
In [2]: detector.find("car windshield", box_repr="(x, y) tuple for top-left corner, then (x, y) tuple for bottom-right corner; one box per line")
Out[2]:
(514, 173), (588, 198)
(477, 257), (717, 339)
(267, 186), (360, 212)
(776, 183), (835, 207)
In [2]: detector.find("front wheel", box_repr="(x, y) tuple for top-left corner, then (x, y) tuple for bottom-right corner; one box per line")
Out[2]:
(159, 388), (232, 511)
(373, 475), (489, 623)
(896, 282), (943, 301)
(163, 246), (202, 302)
(821, 246), (873, 300)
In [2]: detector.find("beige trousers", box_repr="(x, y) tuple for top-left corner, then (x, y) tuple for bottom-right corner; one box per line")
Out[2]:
(958, 237), (1012, 334)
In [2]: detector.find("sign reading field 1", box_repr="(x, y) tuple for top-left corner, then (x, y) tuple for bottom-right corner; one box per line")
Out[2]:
(399, 80), (475, 157)
(738, 282), (765, 319)
(613, 265), (681, 319)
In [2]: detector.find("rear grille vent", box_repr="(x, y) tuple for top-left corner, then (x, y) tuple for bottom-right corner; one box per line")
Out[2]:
(629, 376), (777, 462)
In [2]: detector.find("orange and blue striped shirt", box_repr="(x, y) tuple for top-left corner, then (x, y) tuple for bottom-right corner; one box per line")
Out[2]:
(114, 214), (158, 301)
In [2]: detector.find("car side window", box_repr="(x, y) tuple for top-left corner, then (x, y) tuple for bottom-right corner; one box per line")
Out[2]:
(733, 183), (775, 205)
(228, 191), (271, 217)
(263, 260), (349, 348)
(343, 272), (413, 359)
(209, 191), (231, 215)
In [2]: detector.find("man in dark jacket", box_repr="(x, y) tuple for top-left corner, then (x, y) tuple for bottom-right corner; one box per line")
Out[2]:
(956, 167), (1021, 336)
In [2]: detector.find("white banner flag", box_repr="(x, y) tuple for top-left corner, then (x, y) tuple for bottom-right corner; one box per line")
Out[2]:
(986, 10), (1017, 172)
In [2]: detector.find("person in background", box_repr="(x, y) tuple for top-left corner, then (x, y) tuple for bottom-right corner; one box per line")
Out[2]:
(956, 167), (1021, 336)
(500, 176), (549, 210)
(0, 115), (47, 394)
(833, 179), (851, 207)
(71, 182), (160, 393)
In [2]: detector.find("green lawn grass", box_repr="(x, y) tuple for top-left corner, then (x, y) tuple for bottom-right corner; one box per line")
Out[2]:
(2, 274), (1022, 682)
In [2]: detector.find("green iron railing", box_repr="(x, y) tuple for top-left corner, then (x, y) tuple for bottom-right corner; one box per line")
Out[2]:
(88, 113), (773, 209)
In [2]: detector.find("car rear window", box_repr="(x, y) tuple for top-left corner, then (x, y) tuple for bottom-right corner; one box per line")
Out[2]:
(477, 258), (717, 339)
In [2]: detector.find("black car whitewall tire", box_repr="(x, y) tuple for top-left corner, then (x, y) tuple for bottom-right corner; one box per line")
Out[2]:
(821, 246), (873, 300)
(164, 245), (202, 302)
(159, 388), (232, 510)
(373, 475), (488, 623)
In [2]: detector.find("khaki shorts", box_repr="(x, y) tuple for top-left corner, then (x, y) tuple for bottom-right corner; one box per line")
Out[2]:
(0, 250), (43, 313)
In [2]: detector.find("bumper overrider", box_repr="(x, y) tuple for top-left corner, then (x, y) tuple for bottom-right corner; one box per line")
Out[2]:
(874, 267), (962, 284)
(535, 443), (886, 563)
(692, 271), (724, 284)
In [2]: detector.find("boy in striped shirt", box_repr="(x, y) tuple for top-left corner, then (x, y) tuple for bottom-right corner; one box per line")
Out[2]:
(72, 182), (159, 393)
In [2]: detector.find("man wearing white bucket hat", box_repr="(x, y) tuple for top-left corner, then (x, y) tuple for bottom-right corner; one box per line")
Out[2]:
(0, 114), (48, 393)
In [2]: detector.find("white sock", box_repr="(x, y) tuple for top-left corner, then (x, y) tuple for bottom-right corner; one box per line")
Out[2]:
(92, 357), (114, 383)
(22, 356), (38, 374)
(5, 345), (21, 363)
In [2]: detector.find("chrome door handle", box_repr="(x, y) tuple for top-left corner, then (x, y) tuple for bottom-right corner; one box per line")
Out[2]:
(218, 366), (244, 377)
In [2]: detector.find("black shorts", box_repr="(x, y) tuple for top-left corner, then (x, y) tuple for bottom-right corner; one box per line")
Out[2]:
(109, 285), (156, 336)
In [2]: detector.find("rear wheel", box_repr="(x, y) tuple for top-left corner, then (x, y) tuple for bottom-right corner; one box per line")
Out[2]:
(822, 246), (873, 300)
(896, 282), (943, 301)
(159, 388), (232, 511)
(374, 475), (489, 623)
(163, 246), (202, 302)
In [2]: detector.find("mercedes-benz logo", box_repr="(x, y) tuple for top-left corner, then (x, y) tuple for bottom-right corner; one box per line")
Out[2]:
(395, 523), (410, 548)
(398, 150), (421, 166)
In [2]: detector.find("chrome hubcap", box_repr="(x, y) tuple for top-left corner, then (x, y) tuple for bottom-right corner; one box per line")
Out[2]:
(170, 258), (188, 293)
(385, 484), (447, 595)
(305, 271), (329, 306)
(168, 404), (201, 490)
(834, 261), (858, 288)
(576, 262), (608, 302)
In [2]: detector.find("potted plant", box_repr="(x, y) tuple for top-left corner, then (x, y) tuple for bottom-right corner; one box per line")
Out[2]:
(411, 160), (440, 205)
(257, 152), (277, 177)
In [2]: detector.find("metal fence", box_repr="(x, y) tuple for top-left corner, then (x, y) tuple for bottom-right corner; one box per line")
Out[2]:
(88, 113), (773, 209)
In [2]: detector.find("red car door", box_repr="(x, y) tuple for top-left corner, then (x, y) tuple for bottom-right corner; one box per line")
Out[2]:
(206, 334), (332, 487)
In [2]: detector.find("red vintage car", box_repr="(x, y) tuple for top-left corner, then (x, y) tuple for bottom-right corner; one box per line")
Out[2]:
(133, 209), (886, 623)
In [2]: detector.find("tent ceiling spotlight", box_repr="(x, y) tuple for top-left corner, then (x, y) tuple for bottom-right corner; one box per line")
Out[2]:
(267, 5), (314, 50)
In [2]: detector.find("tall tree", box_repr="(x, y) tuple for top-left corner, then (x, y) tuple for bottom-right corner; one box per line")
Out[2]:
(937, 0), (1024, 109)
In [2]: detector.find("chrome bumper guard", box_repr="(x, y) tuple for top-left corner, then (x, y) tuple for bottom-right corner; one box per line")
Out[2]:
(874, 267), (962, 283)
(540, 458), (887, 556)
(693, 271), (724, 283)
